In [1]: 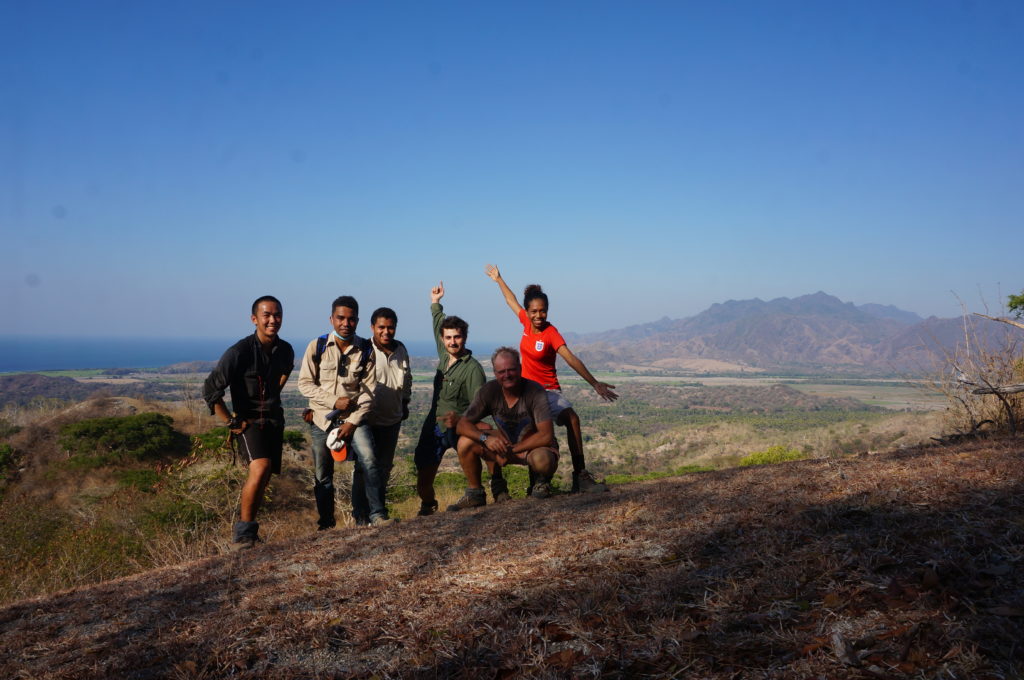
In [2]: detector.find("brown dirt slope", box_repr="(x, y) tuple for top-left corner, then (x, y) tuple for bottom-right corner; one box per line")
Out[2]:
(2, 440), (1022, 679)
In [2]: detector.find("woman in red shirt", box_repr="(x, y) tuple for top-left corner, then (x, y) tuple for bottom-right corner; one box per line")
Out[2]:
(485, 264), (618, 493)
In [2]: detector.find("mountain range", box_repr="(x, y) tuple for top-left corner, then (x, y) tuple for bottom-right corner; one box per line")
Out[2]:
(567, 292), (1007, 375)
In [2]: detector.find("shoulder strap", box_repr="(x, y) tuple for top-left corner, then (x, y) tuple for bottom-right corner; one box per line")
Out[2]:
(314, 334), (330, 366)
(312, 333), (330, 381)
(353, 337), (373, 379)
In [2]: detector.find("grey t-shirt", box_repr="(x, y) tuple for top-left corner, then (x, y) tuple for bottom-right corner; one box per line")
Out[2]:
(463, 378), (552, 443)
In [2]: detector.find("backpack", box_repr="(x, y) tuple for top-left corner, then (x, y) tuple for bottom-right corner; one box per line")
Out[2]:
(313, 334), (373, 382)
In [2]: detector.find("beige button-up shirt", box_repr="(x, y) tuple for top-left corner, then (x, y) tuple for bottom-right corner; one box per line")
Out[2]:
(297, 334), (376, 431)
(367, 340), (413, 427)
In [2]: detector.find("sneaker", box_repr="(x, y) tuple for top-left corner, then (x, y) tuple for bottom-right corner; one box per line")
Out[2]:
(530, 481), (552, 499)
(572, 469), (608, 494)
(490, 475), (511, 503)
(446, 488), (486, 512)
(370, 516), (396, 527)
(417, 499), (439, 517)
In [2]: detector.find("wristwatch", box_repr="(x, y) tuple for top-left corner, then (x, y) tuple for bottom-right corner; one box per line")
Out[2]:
(479, 432), (488, 444)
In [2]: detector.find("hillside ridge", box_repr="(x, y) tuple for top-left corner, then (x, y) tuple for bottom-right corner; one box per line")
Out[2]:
(2, 439), (1021, 678)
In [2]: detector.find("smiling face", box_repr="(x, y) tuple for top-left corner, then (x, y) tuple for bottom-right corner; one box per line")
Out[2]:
(372, 316), (397, 349)
(252, 301), (283, 342)
(492, 352), (522, 391)
(331, 305), (358, 339)
(526, 298), (548, 332)
(441, 327), (466, 358)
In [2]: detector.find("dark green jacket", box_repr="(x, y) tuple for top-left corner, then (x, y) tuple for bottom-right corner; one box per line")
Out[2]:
(430, 302), (486, 431)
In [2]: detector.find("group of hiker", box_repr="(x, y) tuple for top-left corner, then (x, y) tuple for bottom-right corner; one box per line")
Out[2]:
(201, 265), (619, 549)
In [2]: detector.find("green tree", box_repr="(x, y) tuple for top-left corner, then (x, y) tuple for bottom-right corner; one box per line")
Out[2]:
(1008, 290), (1024, 319)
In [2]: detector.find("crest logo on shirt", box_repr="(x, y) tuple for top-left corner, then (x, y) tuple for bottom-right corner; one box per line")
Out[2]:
(535, 340), (545, 352)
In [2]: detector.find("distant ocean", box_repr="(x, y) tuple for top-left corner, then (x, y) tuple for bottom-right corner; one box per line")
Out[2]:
(0, 336), (493, 373)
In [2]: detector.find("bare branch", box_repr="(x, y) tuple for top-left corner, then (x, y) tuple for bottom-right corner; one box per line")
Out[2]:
(971, 384), (1024, 395)
(974, 313), (1024, 332)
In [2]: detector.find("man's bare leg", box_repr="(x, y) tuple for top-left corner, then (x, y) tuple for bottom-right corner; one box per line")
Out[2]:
(240, 458), (272, 522)
(455, 435), (485, 488)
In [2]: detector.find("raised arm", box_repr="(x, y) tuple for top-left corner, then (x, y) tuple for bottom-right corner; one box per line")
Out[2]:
(485, 264), (523, 315)
(556, 345), (619, 402)
(430, 281), (447, 361)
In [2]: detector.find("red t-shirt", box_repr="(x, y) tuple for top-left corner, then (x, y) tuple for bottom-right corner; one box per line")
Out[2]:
(518, 308), (566, 390)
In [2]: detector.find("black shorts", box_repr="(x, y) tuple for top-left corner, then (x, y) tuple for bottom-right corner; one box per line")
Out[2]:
(413, 420), (459, 470)
(237, 423), (283, 474)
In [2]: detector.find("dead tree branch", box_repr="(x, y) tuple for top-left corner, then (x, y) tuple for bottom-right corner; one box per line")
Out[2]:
(974, 313), (1024, 332)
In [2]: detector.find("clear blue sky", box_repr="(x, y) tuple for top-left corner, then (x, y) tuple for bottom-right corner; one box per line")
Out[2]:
(3, 0), (1022, 346)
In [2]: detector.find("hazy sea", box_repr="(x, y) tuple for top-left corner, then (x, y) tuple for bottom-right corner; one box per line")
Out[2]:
(0, 336), (467, 373)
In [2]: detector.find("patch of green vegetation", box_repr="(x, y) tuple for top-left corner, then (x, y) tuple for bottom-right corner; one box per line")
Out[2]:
(34, 369), (108, 378)
(58, 412), (189, 467)
(141, 495), (212, 532)
(283, 429), (306, 451)
(604, 464), (713, 485)
(116, 468), (161, 492)
(193, 426), (231, 452)
(0, 417), (21, 439)
(0, 443), (14, 477)
(739, 445), (805, 467)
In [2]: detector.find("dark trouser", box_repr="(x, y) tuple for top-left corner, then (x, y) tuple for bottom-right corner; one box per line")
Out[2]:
(365, 422), (401, 515)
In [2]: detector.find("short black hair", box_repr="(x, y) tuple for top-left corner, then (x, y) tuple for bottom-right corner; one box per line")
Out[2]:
(331, 295), (359, 316)
(370, 307), (397, 325)
(440, 315), (469, 337)
(252, 295), (282, 315)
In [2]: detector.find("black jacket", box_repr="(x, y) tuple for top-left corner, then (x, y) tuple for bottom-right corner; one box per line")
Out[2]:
(202, 334), (295, 426)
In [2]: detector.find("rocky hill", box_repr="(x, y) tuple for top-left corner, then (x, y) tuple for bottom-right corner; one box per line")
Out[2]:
(1, 438), (1021, 679)
(568, 293), (1006, 374)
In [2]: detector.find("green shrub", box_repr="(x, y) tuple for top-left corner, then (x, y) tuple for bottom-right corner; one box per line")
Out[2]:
(142, 495), (212, 532)
(739, 445), (805, 467)
(58, 413), (188, 466)
(283, 429), (306, 451)
(0, 418), (20, 439)
(193, 426), (232, 452)
(0, 443), (14, 480)
(604, 464), (713, 485)
(116, 469), (161, 492)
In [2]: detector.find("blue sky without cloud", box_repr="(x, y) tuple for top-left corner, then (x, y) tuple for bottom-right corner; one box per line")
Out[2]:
(3, 0), (1022, 346)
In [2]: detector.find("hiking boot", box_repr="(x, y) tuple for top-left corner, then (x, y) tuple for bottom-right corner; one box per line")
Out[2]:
(446, 488), (486, 512)
(417, 499), (439, 516)
(370, 516), (396, 527)
(572, 469), (608, 494)
(530, 481), (552, 499)
(490, 475), (511, 503)
(228, 536), (257, 551)
(231, 520), (259, 549)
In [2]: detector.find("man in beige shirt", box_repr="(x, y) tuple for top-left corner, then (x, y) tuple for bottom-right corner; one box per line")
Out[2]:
(298, 295), (388, 528)
(365, 306), (412, 521)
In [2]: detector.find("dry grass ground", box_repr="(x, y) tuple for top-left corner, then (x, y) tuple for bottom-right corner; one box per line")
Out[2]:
(2, 437), (1021, 679)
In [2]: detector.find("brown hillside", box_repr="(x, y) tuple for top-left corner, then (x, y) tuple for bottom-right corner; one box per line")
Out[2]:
(2, 440), (1022, 679)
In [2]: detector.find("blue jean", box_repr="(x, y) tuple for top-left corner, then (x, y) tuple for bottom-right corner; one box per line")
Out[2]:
(309, 422), (338, 529)
(349, 424), (389, 523)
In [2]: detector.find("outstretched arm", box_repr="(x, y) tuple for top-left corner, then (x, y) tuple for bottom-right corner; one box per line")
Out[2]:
(556, 345), (618, 402)
(485, 264), (523, 315)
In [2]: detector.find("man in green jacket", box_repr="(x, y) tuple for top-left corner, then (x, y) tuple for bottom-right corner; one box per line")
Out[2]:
(413, 281), (489, 515)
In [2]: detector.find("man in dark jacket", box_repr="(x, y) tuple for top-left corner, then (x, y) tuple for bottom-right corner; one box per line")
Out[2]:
(203, 295), (294, 549)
